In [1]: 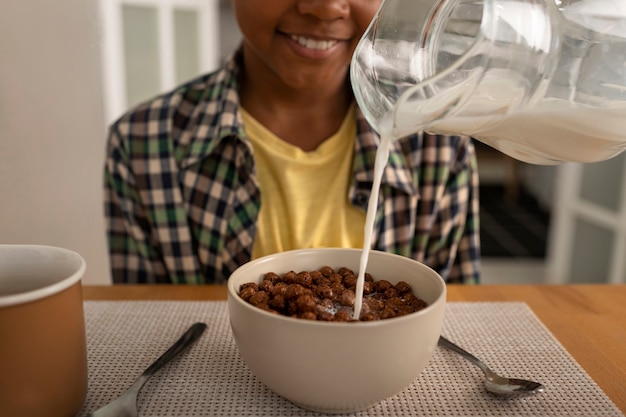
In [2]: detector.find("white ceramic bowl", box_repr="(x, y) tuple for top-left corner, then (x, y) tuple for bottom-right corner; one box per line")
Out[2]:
(227, 248), (446, 414)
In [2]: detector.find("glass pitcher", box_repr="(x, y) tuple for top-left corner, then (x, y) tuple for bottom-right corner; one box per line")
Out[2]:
(351, 0), (626, 164)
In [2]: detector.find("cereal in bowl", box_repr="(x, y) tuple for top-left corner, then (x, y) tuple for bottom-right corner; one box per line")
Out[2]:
(238, 266), (428, 321)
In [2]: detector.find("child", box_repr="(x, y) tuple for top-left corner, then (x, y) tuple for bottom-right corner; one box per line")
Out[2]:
(104, 0), (480, 284)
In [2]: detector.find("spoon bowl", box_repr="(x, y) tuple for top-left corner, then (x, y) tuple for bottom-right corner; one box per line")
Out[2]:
(439, 335), (544, 395)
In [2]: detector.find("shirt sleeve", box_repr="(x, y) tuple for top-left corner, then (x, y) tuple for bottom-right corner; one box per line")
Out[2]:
(104, 123), (169, 283)
(448, 136), (480, 283)
(424, 135), (481, 284)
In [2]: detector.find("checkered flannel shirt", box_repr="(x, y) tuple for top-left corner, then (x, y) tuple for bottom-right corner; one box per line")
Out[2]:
(104, 52), (481, 284)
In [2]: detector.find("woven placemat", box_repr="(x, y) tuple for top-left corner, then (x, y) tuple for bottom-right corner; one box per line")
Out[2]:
(77, 301), (623, 417)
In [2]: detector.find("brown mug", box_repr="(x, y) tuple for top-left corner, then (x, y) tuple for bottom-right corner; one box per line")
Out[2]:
(0, 244), (87, 417)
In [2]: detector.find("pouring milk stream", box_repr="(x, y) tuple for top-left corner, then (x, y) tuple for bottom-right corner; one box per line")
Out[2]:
(351, 0), (626, 318)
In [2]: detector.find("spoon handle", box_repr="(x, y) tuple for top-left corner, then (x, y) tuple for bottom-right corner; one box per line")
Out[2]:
(438, 335), (489, 374)
(142, 322), (207, 377)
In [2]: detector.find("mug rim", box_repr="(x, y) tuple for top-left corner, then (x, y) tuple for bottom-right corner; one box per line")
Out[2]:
(0, 244), (86, 307)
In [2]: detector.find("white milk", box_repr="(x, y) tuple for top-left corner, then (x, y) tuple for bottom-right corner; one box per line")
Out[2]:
(353, 116), (393, 319)
(444, 102), (626, 164)
(394, 74), (626, 164)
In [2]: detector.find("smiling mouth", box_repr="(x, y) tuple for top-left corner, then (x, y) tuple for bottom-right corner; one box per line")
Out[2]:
(289, 35), (339, 51)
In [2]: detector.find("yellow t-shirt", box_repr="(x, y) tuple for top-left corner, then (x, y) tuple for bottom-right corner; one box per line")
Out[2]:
(242, 106), (366, 259)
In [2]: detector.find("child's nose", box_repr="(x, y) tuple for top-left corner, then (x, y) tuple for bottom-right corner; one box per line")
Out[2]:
(297, 0), (350, 21)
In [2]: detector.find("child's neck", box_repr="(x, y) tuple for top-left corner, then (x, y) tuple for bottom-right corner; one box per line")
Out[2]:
(241, 79), (353, 152)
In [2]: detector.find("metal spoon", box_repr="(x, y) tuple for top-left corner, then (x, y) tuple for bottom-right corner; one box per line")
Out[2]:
(439, 335), (544, 395)
(87, 322), (207, 417)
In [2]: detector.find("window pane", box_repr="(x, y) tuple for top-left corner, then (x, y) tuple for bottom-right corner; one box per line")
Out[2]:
(580, 152), (625, 212)
(122, 5), (161, 108)
(174, 9), (200, 84)
(570, 218), (613, 283)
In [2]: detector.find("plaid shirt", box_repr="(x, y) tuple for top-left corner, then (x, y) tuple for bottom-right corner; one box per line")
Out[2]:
(104, 52), (481, 285)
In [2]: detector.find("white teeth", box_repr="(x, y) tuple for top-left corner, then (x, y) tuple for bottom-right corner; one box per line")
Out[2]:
(290, 35), (338, 51)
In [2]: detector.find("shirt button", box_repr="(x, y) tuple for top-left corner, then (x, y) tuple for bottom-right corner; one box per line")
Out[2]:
(355, 193), (369, 208)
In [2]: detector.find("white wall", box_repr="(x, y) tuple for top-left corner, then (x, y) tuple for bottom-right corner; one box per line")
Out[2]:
(0, 1), (111, 284)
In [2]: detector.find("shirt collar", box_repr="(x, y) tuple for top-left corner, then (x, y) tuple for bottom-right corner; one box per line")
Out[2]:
(176, 50), (249, 170)
(176, 50), (418, 197)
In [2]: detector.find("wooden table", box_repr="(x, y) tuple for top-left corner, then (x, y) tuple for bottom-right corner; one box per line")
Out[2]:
(83, 283), (626, 414)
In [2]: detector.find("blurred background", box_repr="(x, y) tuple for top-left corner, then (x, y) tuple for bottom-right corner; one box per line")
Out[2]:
(2, 0), (625, 286)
